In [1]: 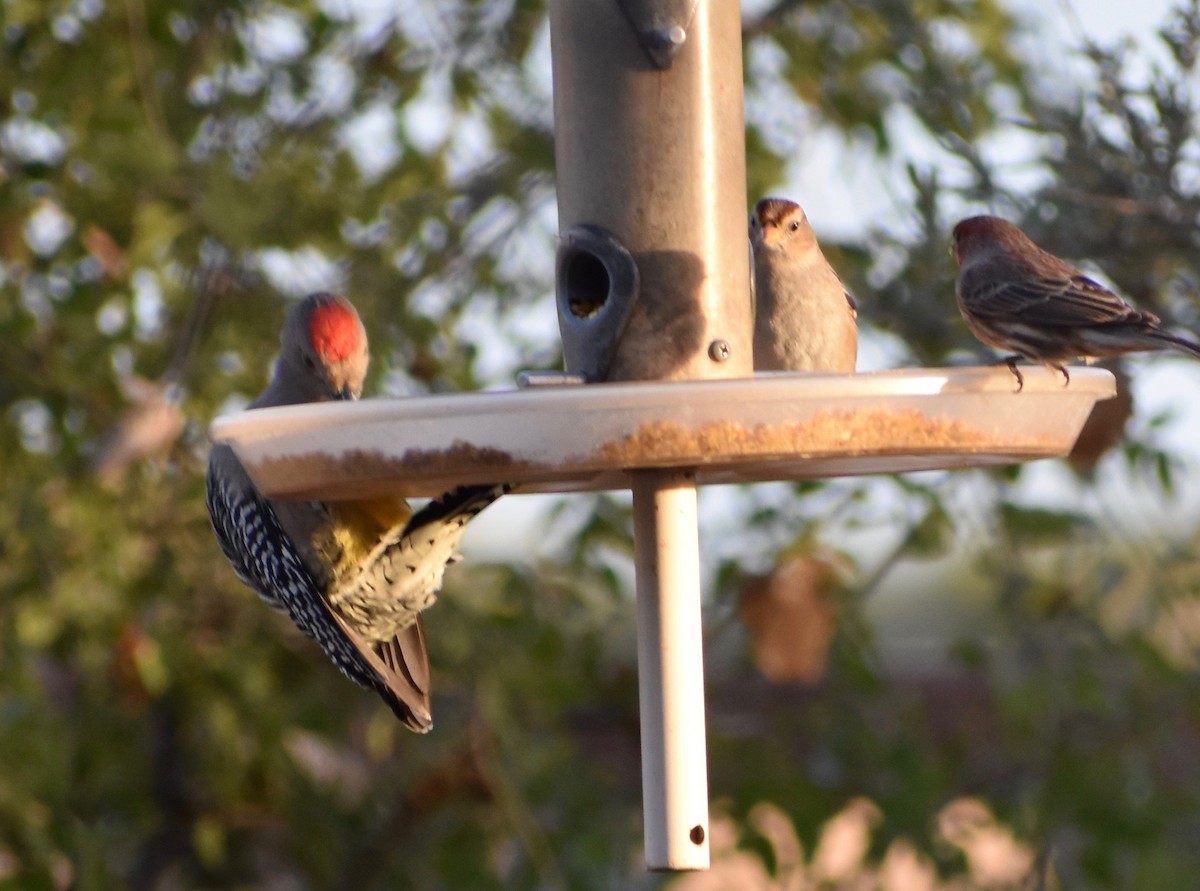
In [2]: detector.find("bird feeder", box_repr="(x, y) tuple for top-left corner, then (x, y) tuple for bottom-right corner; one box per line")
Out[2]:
(210, 0), (1116, 873)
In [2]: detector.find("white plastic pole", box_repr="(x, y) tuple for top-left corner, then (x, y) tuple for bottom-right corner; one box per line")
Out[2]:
(631, 469), (710, 870)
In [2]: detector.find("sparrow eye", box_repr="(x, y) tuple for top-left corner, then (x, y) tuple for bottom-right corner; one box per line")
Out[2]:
(789, 220), (801, 232)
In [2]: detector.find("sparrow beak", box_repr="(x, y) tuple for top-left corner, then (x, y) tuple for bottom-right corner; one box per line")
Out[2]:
(759, 223), (782, 247)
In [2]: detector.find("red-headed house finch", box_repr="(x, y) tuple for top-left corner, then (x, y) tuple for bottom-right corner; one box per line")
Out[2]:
(750, 197), (858, 372)
(952, 215), (1200, 390)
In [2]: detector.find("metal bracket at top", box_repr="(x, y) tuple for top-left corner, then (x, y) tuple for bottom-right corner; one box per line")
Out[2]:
(616, 0), (701, 69)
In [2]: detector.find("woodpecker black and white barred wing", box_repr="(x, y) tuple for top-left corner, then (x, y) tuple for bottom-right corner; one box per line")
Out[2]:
(205, 449), (433, 730)
(205, 461), (291, 611)
(206, 459), (359, 655)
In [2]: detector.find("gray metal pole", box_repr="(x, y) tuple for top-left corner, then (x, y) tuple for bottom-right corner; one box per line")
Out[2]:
(632, 469), (709, 870)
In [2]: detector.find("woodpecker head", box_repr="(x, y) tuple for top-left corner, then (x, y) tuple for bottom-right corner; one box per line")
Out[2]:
(278, 292), (369, 402)
(749, 197), (816, 255)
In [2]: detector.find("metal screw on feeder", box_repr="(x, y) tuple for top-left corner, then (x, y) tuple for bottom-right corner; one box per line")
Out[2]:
(617, 0), (698, 69)
(708, 340), (732, 363)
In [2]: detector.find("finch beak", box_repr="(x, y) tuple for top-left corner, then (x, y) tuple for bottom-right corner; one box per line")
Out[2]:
(759, 224), (782, 247)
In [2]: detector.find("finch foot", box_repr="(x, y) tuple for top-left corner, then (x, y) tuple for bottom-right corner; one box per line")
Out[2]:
(1051, 364), (1070, 387)
(999, 356), (1024, 393)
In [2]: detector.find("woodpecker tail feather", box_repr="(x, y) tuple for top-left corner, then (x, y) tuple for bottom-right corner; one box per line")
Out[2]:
(328, 610), (434, 732)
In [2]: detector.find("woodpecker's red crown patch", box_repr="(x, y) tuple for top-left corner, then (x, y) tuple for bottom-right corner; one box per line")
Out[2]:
(309, 299), (363, 362)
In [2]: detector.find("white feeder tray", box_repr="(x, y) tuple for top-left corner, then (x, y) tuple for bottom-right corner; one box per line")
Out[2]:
(211, 365), (1115, 871)
(211, 366), (1115, 501)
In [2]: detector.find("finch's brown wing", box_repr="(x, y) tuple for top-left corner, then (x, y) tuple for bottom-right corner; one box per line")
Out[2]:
(1039, 274), (1149, 325)
(970, 273), (1144, 327)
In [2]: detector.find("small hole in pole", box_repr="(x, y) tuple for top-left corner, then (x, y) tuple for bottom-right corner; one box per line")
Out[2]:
(565, 250), (610, 319)
(690, 825), (705, 845)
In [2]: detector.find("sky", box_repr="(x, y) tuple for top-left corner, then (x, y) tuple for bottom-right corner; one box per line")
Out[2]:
(787, 0), (1179, 241)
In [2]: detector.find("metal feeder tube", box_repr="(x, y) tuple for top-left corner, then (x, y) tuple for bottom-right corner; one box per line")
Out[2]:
(550, 0), (752, 383)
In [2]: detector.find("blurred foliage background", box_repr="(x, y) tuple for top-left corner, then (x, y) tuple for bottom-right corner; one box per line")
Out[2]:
(2, 0), (1200, 888)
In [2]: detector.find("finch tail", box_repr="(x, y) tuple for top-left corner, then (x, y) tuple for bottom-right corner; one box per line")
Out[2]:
(1151, 329), (1200, 360)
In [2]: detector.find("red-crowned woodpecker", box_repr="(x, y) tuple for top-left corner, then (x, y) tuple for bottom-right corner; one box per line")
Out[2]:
(206, 292), (504, 731)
